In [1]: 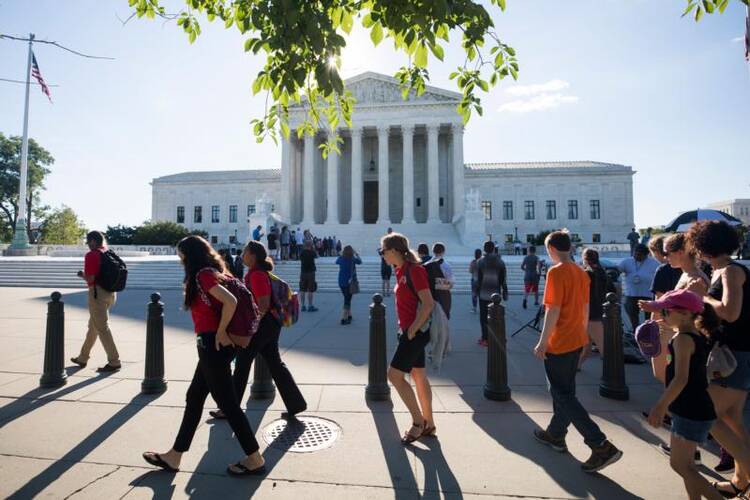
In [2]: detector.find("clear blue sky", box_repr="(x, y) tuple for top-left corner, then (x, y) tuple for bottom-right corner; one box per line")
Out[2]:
(1, 0), (749, 231)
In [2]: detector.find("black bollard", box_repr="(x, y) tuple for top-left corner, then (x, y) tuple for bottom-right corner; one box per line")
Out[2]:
(366, 294), (390, 401)
(250, 355), (276, 399)
(600, 292), (629, 400)
(142, 293), (167, 394)
(484, 293), (511, 401)
(40, 291), (67, 388)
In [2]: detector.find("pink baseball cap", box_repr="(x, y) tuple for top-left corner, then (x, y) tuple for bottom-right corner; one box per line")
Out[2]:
(641, 289), (704, 314)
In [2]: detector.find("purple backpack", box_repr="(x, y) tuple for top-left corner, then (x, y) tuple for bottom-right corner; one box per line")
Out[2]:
(635, 320), (661, 358)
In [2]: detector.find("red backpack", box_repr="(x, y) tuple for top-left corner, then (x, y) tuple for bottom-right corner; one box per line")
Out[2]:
(196, 268), (261, 348)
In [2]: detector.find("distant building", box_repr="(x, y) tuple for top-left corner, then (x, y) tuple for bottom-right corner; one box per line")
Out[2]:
(707, 199), (750, 226)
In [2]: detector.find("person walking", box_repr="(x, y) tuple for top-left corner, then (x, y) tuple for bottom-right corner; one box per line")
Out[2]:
(476, 241), (508, 347)
(142, 235), (265, 476)
(686, 221), (750, 498)
(267, 226), (279, 260)
(210, 240), (307, 421)
(521, 245), (541, 310)
(533, 231), (623, 473)
(578, 248), (614, 368)
(643, 289), (723, 500)
(381, 232), (436, 444)
(425, 242), (454, 319)
(70, 231), (121, 372)
(280, 226), (291, 261)
(299, 240), (318, 312)
(469, 248), (482, 313)
(627, 228), (640, 256)
(336, 245), (362, 325)
(617, 243), (659, 333)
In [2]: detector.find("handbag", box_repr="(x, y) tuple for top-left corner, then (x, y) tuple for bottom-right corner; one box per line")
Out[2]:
(348, 258), (359, 294)
(707, 343), (737, 380)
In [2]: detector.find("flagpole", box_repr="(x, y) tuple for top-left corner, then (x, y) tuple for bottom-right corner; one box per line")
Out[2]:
(9, 33), (34, 252)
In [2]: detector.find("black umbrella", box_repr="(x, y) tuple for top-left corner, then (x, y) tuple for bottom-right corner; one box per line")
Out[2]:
(664, 209), (742, 233)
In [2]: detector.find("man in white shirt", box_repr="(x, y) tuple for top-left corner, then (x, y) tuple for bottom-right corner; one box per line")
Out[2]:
(617, 243), (660, 333)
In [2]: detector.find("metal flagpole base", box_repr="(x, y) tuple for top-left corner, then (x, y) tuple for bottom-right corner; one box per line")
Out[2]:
(8, 219), (33, 254)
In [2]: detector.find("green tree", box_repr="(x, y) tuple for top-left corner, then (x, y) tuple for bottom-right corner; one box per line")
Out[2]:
(39, 205), (87, 244)
(105, 224), (138, 244)
(682, 0), (749, 21)
(0, 133), (54, 242)
(133, 221), (191, 245)
(189, 228), (209, 239)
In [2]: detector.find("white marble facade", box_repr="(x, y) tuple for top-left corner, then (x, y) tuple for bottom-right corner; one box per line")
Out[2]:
(151, 72), (635, 253)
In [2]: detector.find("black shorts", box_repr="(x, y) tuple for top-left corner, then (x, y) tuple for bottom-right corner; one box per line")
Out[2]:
(390, 329), (430, 373)
(381, 266), (392, 280)
(299, 272), (317, 292)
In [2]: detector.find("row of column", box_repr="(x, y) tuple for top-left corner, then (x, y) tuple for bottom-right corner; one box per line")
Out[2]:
(282, 123), (465, 225)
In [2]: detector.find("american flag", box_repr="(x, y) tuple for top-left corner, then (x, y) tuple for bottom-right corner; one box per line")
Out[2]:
(31, 52), (52, 102)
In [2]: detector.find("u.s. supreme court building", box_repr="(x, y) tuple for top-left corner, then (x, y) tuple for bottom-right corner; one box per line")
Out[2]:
(151, 72), (635, 254)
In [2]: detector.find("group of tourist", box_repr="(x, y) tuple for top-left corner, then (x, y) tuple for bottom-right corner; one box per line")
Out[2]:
(252, 224), (342, 262)
(68, 221), (750, 497)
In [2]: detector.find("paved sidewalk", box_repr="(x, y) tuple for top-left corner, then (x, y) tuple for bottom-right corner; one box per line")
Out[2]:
(0, 287), (729, 499)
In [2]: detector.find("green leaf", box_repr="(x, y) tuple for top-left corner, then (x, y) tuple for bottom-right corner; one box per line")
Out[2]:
(429, 42), (444, 61)
(415, 43), (428, 68)
(694, 5), (704, 21)
(370, 22), (383, 46)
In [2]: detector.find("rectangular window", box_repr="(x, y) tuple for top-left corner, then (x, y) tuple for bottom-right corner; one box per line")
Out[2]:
(571, 233), (580, 243)
(439, 197), (444, 207)
(592, 233), (601, 243)
(481, 201), (492, 220)
(568, 200), (578, 220)
(502, 201), (513, 220)
(505, 234), (514, 243)
(229, 205), (237, 223)
(590, 200), (600, 220)
(247, 204), (256, 216)
(546, 200), (556, 220)
(176, 206), (185, 224)
(210, 235), (218, 244)
(211, 205), (220, 223)
(526, 234), (535, 243)
(194, 206), (202, 223)
(524, 200), (535, 220)
(229, 235), (237, 244)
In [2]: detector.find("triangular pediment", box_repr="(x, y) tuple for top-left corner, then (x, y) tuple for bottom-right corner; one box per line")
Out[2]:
(344, 71), (461, 105)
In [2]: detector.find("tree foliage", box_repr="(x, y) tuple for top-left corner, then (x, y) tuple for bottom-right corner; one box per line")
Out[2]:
(127, 0), (519, 156)
(132, 221), (192, 245)
(682, 0), (749, 22)
(105, 224), (138, 244)
(0, 133), (54, 242)
(39, 206), (87, 244)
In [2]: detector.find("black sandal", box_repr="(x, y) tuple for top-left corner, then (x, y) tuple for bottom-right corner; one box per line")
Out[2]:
(712, 480), (748, 499)
(227, 462), (267, 476)
(142, 452), (179, 472)
(401, 422), (425, 445)
(209, 410), (227, 420)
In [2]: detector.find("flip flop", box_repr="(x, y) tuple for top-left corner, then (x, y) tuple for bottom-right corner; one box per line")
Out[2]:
(227, 462), (267, 476)
(209, 410), (227, 420)
(142, 452), (179, 472)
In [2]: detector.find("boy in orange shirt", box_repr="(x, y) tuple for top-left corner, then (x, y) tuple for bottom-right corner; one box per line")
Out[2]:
(533, 231), (623, 473)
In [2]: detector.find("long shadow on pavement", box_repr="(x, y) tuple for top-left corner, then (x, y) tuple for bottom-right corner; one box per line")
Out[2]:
(6, 393), (156, 500)
(408, 437), (463, 499)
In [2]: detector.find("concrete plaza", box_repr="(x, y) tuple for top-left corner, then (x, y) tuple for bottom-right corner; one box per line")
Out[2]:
(0, 286), (731, 499)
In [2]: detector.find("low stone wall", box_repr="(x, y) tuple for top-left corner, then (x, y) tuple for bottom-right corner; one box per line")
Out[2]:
(2, 244), (175, 256)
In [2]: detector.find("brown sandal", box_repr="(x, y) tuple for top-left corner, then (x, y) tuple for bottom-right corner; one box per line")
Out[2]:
(401, 422), (425, 445)
(422, 424), (437, 437)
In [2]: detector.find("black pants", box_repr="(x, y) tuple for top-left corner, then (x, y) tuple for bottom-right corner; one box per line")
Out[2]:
(340, 286), (353, 309)
(233, 315), (306, 414)
(624, 296), (650, 333)
(479, 299), (490, 341)
(174, 332), (259, 455)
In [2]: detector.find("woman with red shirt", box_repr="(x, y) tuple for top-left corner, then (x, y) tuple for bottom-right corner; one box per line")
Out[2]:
(210, 240), (306, 420)
(142, 236), (265, 476)
(381, 232), (436, 444)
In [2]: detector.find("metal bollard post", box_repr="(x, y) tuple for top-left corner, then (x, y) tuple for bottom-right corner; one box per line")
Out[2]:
(600, 292), (629, 400)
(366, 294), (390, 401)
(484, 293), (511, 401)
(142, 293), (167, 394)
(40, 291), (67, 388)
(250, 355), (276, 399)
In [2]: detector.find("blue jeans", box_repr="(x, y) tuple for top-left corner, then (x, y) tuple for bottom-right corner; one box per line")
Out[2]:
(544, 348), (606, 448)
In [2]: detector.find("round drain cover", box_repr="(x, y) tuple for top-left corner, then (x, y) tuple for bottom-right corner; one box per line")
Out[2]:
(262, 416), (342, 453)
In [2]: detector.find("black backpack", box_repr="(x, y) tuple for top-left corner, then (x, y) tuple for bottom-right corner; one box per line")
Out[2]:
(98, 249), (128, 292)
(422, 259), (452, 319)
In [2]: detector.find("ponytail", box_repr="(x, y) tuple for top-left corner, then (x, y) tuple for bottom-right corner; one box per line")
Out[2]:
(695, 302), (721, 339)
(381, 232), (420, 264)
(244, 240), (274, 272)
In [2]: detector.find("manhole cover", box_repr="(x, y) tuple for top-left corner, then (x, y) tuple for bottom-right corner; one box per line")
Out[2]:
(261, 416), (342, 453)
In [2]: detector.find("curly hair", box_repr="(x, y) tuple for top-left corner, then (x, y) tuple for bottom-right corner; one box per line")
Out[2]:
(686, 221), (740, 258)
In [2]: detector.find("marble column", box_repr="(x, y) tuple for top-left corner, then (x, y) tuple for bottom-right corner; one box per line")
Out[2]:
(377, 125), (390, 223)
(325, 130), (339, 224)
(451, 123), (465, 222)
(280, 133), (291, 223)
(302, 133), (315, 226)
(401, 125), (415, 224)
(426, 123), (440, 223)
(350, 127), (363, 223)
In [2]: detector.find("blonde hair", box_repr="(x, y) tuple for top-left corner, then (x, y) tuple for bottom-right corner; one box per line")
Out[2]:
(380, 232), (420, 264)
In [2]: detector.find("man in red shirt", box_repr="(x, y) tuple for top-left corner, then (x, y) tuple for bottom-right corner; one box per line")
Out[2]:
(70, 231), (121, 372)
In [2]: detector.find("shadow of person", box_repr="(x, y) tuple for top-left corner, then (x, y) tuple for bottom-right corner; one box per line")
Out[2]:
(0, 371), (118, 429)
(127, 471), (177, 500)
(6, 393), (159, 500)
(409, 437), (463, 499)
(366, 399), (419, 500)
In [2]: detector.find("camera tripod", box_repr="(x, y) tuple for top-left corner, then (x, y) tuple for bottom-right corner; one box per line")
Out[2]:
(511, 304), (545, 338)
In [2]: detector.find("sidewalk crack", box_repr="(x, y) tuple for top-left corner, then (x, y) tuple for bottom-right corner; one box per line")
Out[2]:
(63, 465), (121, 499)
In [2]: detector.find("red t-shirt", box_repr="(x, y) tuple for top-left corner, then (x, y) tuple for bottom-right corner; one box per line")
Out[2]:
(245, 268), (271, 298)
(394, 263), (429, 332)
(190, 269), (223, 334)
(84, 247), (105, 286)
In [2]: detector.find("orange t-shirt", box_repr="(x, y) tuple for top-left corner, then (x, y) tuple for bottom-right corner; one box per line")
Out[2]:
(543, 262), (590, 354)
